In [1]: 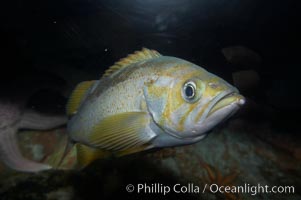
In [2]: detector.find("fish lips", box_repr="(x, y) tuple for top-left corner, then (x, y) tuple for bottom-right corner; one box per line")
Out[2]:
(207, 92), (245, 118)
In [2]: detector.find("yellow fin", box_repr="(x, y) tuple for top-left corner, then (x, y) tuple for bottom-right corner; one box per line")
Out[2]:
(102, 48), (161, 77)
(66, 80), (96, 117)
(88, 112), (155, 153)
(115, 144), (152, 157)
(44, 134), (69, 169)
(76, 143), (111, 169)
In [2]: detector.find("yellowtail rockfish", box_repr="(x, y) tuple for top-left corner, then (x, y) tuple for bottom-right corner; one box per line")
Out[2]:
(66, 48), (245, 168)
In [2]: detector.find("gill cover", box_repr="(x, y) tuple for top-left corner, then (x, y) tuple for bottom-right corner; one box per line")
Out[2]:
(143, 75), (206, 138)
(143, 77), (171, 126)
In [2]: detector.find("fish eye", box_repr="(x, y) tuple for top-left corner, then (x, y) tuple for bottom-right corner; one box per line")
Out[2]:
(182, 81), (197, 102)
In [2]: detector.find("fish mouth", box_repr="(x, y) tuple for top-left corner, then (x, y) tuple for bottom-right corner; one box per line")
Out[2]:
(207, 92), (245, 117)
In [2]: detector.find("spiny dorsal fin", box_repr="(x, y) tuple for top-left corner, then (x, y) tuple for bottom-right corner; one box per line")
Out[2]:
(102, 48), (161, 77)
(66, 80), (96, 117)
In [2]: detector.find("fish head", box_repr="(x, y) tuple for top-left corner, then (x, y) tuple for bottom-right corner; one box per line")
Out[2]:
(144, 57), (245, 142)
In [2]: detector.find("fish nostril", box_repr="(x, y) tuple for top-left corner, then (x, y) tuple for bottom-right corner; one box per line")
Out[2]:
(208, 82), (218, 89)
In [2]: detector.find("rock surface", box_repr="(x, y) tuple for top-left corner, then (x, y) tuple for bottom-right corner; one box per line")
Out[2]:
(0, 117), (299, 200)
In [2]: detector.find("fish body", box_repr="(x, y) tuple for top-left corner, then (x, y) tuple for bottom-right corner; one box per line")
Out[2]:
(66, 48), (245, 167)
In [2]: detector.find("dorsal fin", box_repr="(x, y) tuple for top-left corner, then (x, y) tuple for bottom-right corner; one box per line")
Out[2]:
(102, 48), (161, 77)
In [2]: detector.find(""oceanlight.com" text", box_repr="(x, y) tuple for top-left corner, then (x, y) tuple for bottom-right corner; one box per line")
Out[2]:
(125, 183), (295, 196)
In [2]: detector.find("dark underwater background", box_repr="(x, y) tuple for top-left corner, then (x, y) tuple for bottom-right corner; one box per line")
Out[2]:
(0, 0), (300, 199)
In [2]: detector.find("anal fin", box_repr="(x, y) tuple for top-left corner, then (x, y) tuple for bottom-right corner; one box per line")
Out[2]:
(76, 143), (111, 169)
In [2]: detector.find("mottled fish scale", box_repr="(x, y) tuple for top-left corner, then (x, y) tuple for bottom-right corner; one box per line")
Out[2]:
(66, 48), (245, 169)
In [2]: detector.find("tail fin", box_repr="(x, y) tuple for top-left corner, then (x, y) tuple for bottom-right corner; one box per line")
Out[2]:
(66, 81), (97, 117)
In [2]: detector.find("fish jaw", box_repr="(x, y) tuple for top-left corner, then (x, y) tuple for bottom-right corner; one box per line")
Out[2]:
(207, 93), (245, 118)
(192, 92), (245, 134)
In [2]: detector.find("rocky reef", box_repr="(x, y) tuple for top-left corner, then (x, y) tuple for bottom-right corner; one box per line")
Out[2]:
(0, 115), (300, 200)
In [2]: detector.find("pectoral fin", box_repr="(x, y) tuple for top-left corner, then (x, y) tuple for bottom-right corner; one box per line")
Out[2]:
(88, 112), (156, 153)
(115, 144), (153, 157)
(74, 112), (156, 168)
